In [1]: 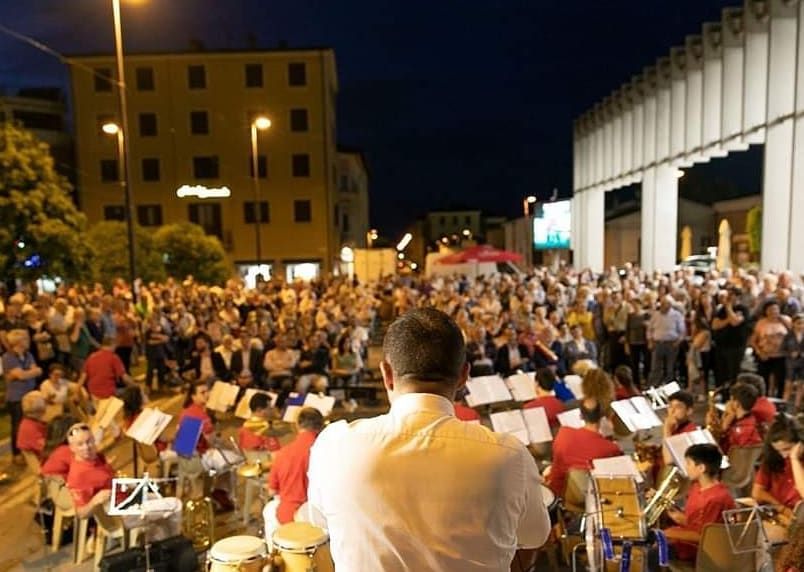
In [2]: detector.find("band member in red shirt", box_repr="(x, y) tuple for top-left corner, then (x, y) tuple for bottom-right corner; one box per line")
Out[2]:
(523, 368), (566, 428)
(752, 415), (802, 524)
(65, 424), (115, 518)
(77, 335), (135, 401)
(717, 382), (763, 454)
(737, 373), (777, 428)
(664, 443), (735, 561)
(16, 390), (48, 459)
(263, 407), (325, 544)
(238, 392), (281, 453)
(613, 365), (641, 401)
(548, 398), (622, 497)
(661, 390), (699, 465)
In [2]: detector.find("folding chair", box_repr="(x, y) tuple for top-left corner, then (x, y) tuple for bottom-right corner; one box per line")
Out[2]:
(721, 445), (762, 498)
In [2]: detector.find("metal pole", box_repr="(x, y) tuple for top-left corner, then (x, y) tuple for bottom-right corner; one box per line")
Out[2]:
(251, 124), (262, 265)
(112, 0), (137, 298)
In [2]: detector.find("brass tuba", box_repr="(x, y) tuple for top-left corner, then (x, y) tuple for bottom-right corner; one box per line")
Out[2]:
(182, 496), (215, 551)
(643, 466), (683, 526)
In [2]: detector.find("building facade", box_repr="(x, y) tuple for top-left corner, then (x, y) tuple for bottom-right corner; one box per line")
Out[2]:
(68, 48), (340, 282)
(335, 148), (370, 249)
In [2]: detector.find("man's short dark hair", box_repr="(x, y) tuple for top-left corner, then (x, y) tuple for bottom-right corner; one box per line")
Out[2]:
(668, 390), (694, 410)
(383, 308), (466, 383)
(730, 382), (759, 411)
(736, 372), (766, 397)
(297, 407), (325, 432)
(684, 443), (722, 477)
(580, 398), (603, 424)
(536, 368), (556, 392)
(249, 392), (270, 412)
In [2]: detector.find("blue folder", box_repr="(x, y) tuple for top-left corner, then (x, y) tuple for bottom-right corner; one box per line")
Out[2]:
(173, 416), (203, 458)
(285, 392), (306, 407)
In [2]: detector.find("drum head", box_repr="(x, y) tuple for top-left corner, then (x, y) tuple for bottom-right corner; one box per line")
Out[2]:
(273, 522), (329, 551)
(210, 535), (266, 561)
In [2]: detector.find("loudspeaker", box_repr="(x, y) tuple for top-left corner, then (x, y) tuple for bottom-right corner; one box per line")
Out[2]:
(99, 535), (199, 572)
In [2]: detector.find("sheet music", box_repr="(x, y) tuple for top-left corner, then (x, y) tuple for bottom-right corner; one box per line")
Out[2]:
(234, 389), (279, 419)
(660, 381), (681, 397)
(93, 396), (123, 429)
(663, 428), (718, 477)
(303, 393), (336, 418)
(490, 410), (530, 445)
(505, 373), (536, 402)
(557, 408), (584, 428)
(464, 375), (512, 406)
(591, 455), (644, 483)
(611, 397), (662, 432)
(563, 375), (584, 399)
(283, 406), (301, 423)
(207, 381), (239, 412)
(125, 408), (173, 445)
(521, 407), (553, 443)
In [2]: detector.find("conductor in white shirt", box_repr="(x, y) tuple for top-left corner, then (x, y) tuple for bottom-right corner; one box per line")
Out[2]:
(307, 307), (550, 572)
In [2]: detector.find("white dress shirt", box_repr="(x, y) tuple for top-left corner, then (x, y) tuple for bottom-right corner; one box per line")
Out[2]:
(307, 392), (549, 572)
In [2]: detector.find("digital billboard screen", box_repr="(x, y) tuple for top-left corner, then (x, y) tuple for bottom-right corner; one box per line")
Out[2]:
(533, 200), (571, 250)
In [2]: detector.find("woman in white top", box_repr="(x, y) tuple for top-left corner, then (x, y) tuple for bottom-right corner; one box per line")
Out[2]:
(39, 363), (83, 421)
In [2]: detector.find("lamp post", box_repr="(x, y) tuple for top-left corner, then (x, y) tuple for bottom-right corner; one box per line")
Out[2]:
(110, 0), (136, 295)
(250, 116), (272, 265)
(366, 228), (378, 248)
(522, 195), (537, 217)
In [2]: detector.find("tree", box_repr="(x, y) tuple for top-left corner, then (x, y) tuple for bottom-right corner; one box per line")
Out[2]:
(154, 222), (230, 284)
(86, 221), (166, 286)
(0, 122), (91, 282)
(746, 205), (762, 259)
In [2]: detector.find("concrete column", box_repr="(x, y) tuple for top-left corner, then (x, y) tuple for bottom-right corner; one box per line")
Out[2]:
(594, 110), (605, 187)
(603, 103), (615, 184)
(641, 165), (679, 273)
(583, 186), (606, 272)
(790, 2), (804, 271)
(743, 0), (770, 144)
(685, 36), (705, 161)
(761, 0), (798, 270)
(656, 59), (672, 163)
(572, 192), (584, 268)
(613, 95), (624, 183)
(702, 22), (725, 154)
(670, 47), (687, 161)
(622, 87), (634, 178)
(721, 7), (748, 151)
(632, 76), (646, 170)
(640, 167), (656, 272)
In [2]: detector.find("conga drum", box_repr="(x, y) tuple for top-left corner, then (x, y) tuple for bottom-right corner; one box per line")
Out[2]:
(272, 522), (334, 572)
(207, 535), (267, 572)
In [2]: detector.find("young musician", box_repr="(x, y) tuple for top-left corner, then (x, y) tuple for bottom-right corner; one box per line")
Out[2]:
(793, 441), (804, 500)
(751, 415), (802, 522)
(548, 397), (622, 497)
(238, 392), (281, 453)
(662, 390), (698, 465)
(523, 368), (566, 428)
(736, 372), (776, 428)
(718, 382), (763, 454)
(613, 365), (640, 400)
(664, 443), (736, 561)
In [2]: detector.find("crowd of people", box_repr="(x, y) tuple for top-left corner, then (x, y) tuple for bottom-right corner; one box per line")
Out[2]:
(3, 261), (804, 570)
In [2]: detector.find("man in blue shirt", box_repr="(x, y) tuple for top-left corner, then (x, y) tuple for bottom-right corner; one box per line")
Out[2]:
(2, 329), (43, 464)
(647, 296), (686, 386)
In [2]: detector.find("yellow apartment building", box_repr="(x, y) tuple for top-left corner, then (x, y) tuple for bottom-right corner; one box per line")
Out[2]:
(67, 48), (344, 283)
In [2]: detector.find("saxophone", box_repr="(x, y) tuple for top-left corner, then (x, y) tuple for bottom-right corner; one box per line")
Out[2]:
(705, 390), (723, 442)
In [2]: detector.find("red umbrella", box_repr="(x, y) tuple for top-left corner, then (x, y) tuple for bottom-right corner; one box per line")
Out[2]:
(436, 245), (522, 264)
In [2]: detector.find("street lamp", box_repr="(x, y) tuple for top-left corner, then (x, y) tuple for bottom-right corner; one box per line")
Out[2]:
(523, 195), (537, 217)
(250, 116), (272, 264)
(110, 0), (136, 296)
(366, 228), (378, 248)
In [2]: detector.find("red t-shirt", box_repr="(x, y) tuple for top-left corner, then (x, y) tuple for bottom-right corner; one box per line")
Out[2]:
(67, 454), (115, 508)
(669, 481), (735, 560)
(237, 424), (281, 452)
(549, 426), (623, 497)
(755, 457), (803, 509)
(671, 419), (698, 436)
(751, 397), (776, 426)
(84, 349), (125, 399)
(523, 395), (565, 428)
(453, 403), (481, 422)
(180, 403), (214, 454)
(41, 444), (73, 479)
(722, 413), (762, 454)
(268, 430), (317, 524)
(16, 417), (47, 458)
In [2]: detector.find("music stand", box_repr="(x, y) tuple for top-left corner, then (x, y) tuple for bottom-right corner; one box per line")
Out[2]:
(721, 506), (769, 553)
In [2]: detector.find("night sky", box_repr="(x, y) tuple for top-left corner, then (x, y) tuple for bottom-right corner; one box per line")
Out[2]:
(0, 0), (749, 237)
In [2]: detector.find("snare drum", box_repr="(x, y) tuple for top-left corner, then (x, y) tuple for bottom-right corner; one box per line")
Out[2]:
(207, 535), (267, 572)
(272, 522), (334, 572)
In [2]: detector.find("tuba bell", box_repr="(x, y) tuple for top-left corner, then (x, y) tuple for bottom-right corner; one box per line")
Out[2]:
(182, 495), (215, 551)
(643, 466), (684, 526)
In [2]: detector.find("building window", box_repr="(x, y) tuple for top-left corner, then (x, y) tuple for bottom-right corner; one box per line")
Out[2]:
(187, 65), (206, 89)
(94, 68), (113, 92)
(465, 215), (472, 225)
(439, 216), (446, 226)
(141, 158), (160, 182)
(138, 113), (157, 136)
(245, 64), (263, 88)
(193, 156), (219, 179)
(249, 154), (268, 179)
(294, 199), (312, 223)
(190, 111), (209, 135)
(188, 203), (222, 239)
(135, 67), (155, 91)
(452, 216), (458, 224)
(244, 201), (269, 223)
(100, 159), (119, 182)
(342, 213), (351, 233)
(290, 108), (309, 132)
(288, 62), (306, 86)
(292, 153), (310, 177)
(339, 175), (349, 192)
(137, 204), (163, 226)
(104, 205), (125, 221)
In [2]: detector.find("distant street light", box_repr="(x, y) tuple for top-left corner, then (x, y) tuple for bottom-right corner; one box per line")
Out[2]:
(523, 195), (537, 217)
(396, 232), (413, 251)
(250, 116), (271, 264)
(367, 228), (378, 248)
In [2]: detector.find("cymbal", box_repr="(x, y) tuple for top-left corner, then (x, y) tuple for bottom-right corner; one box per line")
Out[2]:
(237, 464), (263, 479)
